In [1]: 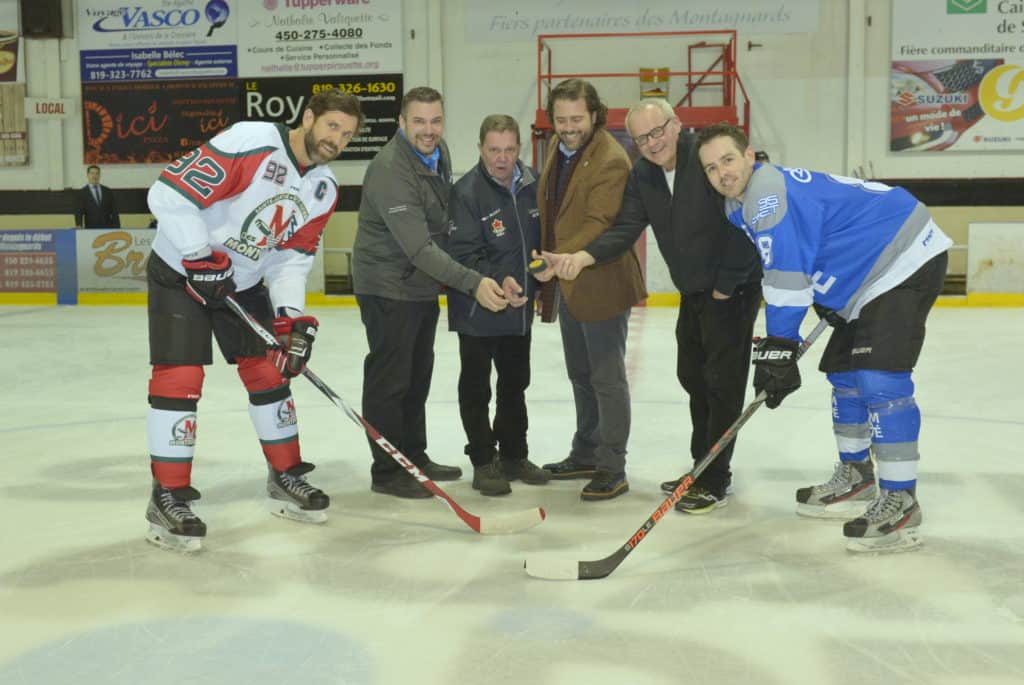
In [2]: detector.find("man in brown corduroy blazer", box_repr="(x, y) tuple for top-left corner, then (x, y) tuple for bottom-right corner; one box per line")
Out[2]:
(533, 78), (646, 501)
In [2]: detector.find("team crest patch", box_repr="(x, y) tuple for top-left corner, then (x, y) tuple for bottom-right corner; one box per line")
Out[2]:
(232, 193), (311, 260)
(491, 218), (506, 237)
(277, 398), (297, 428)
(170, 414), (197, 447)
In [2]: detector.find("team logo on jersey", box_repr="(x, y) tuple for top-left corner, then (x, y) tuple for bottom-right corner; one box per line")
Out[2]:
(276, 398), (297, 428)
(230, 193), (311, 260)
(491, 218), (506, 236)
(787, 168), (813, 184)
(170, 414), (197, 447)
(750, 195), (780, 226)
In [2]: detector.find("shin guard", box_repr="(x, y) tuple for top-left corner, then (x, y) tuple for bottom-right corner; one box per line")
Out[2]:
(857, 369), (921, 491)
(827, 371), (870, 464)
(237, 356), (301, 472)
(148, 365), (204, 488)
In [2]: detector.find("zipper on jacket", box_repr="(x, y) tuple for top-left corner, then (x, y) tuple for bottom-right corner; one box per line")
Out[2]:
(509, 179), (528, 336)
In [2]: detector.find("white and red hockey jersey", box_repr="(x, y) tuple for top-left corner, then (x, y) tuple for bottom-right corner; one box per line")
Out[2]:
(148, 121), (339, 312)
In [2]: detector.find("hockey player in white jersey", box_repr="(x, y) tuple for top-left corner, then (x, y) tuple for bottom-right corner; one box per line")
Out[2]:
(143, 89), (363, 552)
(697, 123), (952, 553)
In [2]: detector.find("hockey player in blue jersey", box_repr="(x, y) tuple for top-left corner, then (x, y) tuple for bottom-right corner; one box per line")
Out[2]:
(696, 123), (952, 553)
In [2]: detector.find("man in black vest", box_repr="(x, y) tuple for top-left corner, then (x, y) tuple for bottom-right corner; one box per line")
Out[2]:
(544, 99), (762, 513)
(74, 165), (120, 228)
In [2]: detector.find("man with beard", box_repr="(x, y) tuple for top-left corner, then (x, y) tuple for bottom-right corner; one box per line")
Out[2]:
(531, 79), (646, 501)
(143, 89), (363, 552)
(542, 99), (763, 514)
(353, 86), (508, 498)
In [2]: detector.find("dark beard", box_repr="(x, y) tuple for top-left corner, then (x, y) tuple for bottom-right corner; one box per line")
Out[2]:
(558, 129), (592, 151)
(304, 130), (335, 164)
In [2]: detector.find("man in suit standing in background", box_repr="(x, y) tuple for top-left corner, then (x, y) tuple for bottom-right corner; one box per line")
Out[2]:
(74, 165), (120, 228)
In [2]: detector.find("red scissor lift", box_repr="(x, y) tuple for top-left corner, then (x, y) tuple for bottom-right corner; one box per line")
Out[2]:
(531, 30), (750, 303)
(532, 30), (750, 167)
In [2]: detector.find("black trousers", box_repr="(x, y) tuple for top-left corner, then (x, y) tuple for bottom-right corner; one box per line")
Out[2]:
(147, 252), (271, 365)
(457, 332), (531, 466)
(820, 252), (948, 373)
(357, 294), (439, 482)
(675, 282), (762, 494)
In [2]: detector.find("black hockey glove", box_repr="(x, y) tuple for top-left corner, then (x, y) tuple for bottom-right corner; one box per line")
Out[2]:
(270, 315), (319, 378)
(813, 303), (844, 327)
(182, 251), (236, 308)
(752, 336), (801, 409)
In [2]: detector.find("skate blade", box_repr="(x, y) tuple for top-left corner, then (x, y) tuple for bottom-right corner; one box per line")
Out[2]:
(268, 499), (328, 524)
(845, 526), (923, 554)
(145, 525), (202, 553)
(796, 501), (871, 519)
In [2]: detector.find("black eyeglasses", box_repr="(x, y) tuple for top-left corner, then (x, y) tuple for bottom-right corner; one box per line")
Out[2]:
(632, 119), (672, 147)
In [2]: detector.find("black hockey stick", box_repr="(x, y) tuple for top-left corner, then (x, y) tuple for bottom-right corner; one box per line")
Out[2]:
(225, 296), (546, 535)
(524, 318), (829, 579)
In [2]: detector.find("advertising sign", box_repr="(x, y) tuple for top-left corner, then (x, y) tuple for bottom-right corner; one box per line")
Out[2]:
(0, 231), (58, 292)
(464, 0), (821, 42)
(0, 0), (22, 83)
(76, 229), (153, 293)
(891, 1), (1024, 151)
(83, 79), (240, 163)
(78, 0), (238, 82)
(237, 0), (402, 77)
(241, 73), (402, 159)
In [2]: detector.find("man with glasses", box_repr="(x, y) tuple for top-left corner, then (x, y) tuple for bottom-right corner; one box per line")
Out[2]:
(543, 98), (761, 513)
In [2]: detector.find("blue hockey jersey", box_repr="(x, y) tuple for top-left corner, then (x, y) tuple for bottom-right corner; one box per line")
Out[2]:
(724, 165), (952, 340)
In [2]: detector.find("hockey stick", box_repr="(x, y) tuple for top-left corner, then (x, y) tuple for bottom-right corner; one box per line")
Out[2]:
(524, 318), (830, 580)
(224, 296), (546, 535)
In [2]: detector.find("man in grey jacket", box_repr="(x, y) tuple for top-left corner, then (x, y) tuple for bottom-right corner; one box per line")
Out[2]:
(353, 86), (507, 499)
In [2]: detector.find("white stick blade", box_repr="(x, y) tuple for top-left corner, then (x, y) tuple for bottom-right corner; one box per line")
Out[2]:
(523, 557), (580, 580)
(478, 507), (546, 535)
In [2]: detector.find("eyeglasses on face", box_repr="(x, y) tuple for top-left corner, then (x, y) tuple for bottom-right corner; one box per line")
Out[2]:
(632, 119), (672, 148)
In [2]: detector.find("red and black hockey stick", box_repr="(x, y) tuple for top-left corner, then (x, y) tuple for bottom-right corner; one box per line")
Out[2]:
(226, 296), (546, 535)
(524, 318), (829, 579)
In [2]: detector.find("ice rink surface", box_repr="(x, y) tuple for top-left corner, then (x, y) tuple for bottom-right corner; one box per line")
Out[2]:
(1, 304), (1021, 685)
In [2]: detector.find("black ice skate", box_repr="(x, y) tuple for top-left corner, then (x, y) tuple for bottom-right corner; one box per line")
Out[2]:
(267, 462), (330, 524)
(145, 481), (206, 553)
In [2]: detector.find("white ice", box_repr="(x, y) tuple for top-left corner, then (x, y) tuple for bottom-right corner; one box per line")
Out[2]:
(0, 304), (1022, 685)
